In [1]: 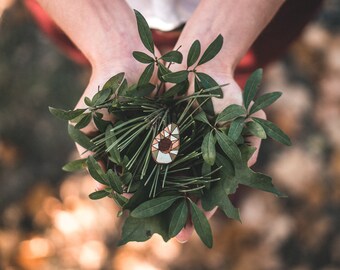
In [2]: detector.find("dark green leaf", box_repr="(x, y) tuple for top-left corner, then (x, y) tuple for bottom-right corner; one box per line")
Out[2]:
(87, 156), (107, 185)
(249, 92), (282, 115)
(136, 83), (155, 97)
(134, 10), (154, 54)
(215, 104), (246, 124)
(49, 107), (86, 121)
(197, 34), (223, 66)
(112, 192), (128, 207)
(252, 117), (291, 146)
(89, 190), (109, 200)
(201, 132), (216, 165)
(93, 113), (111, 133)
(196, 72), (223, 98)
(106, 169), (123, 194)
(74, 113), (92, 129)
(157, 62), (171, 82)
(194, 111), (210, 125)
(239, 145), (257, 162)
(117, 78), (128, 96)
(132, 51), (154, 63)
(160, 51), (183, 64)
(138, 63), (154, 86)
(215, 153), (237, 194)
(168, 200), (189, 237)
(190, 200), (213, 248)
(131, 196), (181, 218)
(245, 121), (267, 139)
(105, 126), (121, 164)
(194, 76), (214, 116)
(102, 72), (125, 93)
(187, 40), (201, 67)
(162, 80), (189, 98)
(62, 158), (86, 172)
(228, 117), (245, 141)
(215, 130), (242, 164)
(68, 124), (95, 150)
(92, 87), (112, 106)
(119, 214), (170, 245)
(243, 68), (263, 109)
(120, 172), (132, 185)
(162, 70), (189, 83)
(201, 181), (240, 221)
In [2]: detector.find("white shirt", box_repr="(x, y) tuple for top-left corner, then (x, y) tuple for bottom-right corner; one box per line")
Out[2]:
(126, 0), (200, 31)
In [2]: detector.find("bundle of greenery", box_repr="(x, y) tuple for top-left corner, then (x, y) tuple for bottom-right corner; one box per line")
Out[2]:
(50, 10), (291, 248)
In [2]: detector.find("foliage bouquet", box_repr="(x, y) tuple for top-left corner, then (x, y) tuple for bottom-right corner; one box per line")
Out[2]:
(50, 11), (291, 248)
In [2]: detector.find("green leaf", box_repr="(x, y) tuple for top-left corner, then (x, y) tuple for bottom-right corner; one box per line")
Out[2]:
(243, 68), (263, 109)
(62, 158), (86, 172)
(157, 62), (171, 82)
(132, 51), (154, 63)
(187, 40), (201, 67)
(120, 172), (132, 185)
(86, 156), (107, 186)
(201, 181), (240, 221)
(112, 192), (128, 208)
(162, 80), (189, 97)
(190, 200), (213, 248)
(215, 130), (242, 165)
(105, 126), (121, 164)
(162, 70), (189, 83)
(135, 83), (155, 97)
(197, 34), (223, 66)
(93, 113), (110, 133)
(92, 87), (112, 106)
(131, 196), (181, 218)
(201, 132), (216, 166)
(168, 200), (189, 237)
(84, 97), (93, 107)
(49, 107), (86, 121)
(134, 10), (154, 54)
(228, 117), (245, 141)
(245, 121), (267, 139)
(196, 72), (223, 98)
(215, 104), (246, 124)
(68, 124), (95, 150)
(102, 72), (125, 93)
(160, 51), (183, 64)
(89, 190), (109, 200)
(239, 145), (257, 162)
(249, 92), (282, 115)
(74, 113), (92, 129)
(194, 111), (210, 125)
(106, 169), (123, 194)
(252, 117), (291, 146)
(117, 78), (128, 96)
(119, 214), (170, 245)
(138, 63), (154, 86)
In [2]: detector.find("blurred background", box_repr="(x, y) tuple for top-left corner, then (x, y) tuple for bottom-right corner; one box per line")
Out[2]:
(0, 0), (339, 269)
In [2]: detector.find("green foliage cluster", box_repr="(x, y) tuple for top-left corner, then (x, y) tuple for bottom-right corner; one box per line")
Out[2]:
(50, 10), (291, 248)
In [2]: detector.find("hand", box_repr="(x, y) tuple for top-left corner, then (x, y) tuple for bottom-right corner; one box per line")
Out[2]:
(167, 39), (266, 243)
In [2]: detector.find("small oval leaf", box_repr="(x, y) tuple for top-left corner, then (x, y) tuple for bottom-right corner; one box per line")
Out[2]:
(187, 40), (201, 67)
(197, 34), (223, 66)
(201, 132), (216, 165)
(160, 51), (183, 64)
(162, 70), (189, 83)
(133, 51), (154, 64)
(134, 10), (154, 54)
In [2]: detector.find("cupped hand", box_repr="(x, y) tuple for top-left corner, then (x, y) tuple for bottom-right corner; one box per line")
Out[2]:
(167, 41), (266, 243)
